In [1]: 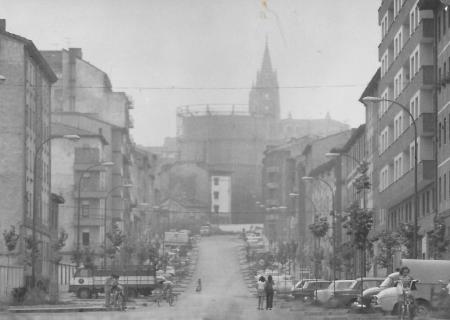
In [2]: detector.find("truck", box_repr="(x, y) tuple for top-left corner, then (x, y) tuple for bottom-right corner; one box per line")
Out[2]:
(69, 267), (165, 299)
(372, 259), (450, 316)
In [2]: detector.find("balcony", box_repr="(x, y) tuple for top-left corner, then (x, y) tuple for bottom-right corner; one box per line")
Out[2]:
(74, 189), (108, 199)
(78, 217), (103, 227)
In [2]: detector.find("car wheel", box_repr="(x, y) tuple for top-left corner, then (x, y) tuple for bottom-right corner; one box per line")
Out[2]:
(78, 288), (91, 299)
(415, 301), (430, 317)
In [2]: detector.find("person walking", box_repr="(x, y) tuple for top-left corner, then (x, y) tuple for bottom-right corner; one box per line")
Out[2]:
(265, 275), (275, 310)
(257, 276), (265, 310)
(104, 273), (118, 307)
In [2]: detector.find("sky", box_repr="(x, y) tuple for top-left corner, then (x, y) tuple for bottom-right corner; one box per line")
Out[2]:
(1, 0), (380, 146)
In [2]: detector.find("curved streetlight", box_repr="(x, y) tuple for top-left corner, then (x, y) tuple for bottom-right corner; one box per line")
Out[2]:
(362, 95), (419, 259)
(0, 75), (6, 84)
(103, 184), (133, 268)
(302, 176), (337, 295)
(76, 161), (114, 264)
(31, 134), (80, 288)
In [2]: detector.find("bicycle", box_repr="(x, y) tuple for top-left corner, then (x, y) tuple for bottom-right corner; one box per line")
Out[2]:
(398, 280), (418, 320)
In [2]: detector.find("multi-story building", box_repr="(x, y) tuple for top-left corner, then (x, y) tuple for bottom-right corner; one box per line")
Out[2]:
(367, 0), (437, 260)
(0, 20), (58, 286)
(43, 48), (135, 265)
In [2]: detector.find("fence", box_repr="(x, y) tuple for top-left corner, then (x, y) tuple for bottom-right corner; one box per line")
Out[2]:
(57, 262), (77, 292)
(0, 265), (24, 299)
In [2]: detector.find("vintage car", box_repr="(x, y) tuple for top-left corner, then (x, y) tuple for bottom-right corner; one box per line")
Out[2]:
(315, 280), (354, 305)
(326, 277), (384, 308)
(291, 279), (330, 301)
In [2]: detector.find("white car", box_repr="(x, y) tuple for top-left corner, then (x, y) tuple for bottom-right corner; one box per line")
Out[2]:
(315, 280), (354, 305)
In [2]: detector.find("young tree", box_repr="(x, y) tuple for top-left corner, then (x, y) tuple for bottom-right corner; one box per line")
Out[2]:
(51, 230), (68, 264)
(375, 231), (403, 273)
(398, 223), (420, 258)
(105, 223), (126, 264)
(3, 226), (20, 294)
(309, 216), (329, 278)
(429, 215), (449, 259)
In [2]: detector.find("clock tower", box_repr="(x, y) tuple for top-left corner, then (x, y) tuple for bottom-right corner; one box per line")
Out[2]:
(249, 41), (280, 119)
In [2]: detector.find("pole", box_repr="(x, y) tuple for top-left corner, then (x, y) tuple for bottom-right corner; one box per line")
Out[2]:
(103, 197), (107, 269)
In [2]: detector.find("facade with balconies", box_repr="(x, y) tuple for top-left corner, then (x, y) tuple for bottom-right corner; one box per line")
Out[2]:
(369, 0), (437, 259)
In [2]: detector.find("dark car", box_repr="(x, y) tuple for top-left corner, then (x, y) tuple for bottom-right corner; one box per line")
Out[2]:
(327, 277), (384, 308)
(291, 279), (330, 301)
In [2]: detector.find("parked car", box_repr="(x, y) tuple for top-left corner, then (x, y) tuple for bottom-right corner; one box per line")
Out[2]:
(200, 225), (210, 236)
(353, 272), (399, 310)
(291, 279), (330, 301)
(315, 280), (354, 305)
(372, 259), (450, 316)
(327, 277), (384, 308)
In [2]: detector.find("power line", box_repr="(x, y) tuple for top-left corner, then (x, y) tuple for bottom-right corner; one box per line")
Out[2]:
(2, 83), (366, 91)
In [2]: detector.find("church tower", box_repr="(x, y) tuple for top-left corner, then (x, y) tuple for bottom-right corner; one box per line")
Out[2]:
(249, 41), (280, 119)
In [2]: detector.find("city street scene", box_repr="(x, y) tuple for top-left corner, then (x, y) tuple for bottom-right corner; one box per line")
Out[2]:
(2, 0), (450, 319)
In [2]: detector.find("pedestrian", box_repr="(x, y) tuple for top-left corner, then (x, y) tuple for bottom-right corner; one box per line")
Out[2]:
(265, 275), (274, 310)
(257, 276), (266, 310)
(104, 273), (118, 307)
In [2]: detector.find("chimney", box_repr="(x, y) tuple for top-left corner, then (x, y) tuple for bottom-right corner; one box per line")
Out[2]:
(0, 19), (6, 32)
(69, 48), (82, 60)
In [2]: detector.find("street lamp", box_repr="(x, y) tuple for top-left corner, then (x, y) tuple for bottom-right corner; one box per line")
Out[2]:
(302, 175), (337, 295)
(31, 134), (80, 288)
(103, 184), (133, 268)
(0, 75), (6, 84)
(76, 161), (114, 264)
(326, 151), (368, 299)
(362, 95), (419, 259)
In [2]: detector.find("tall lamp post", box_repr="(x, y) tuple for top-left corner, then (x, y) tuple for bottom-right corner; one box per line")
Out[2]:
(362, 96), (419, 259)
(302, 176), (337, 295)
(326, 151), (367, 301)
(103, 184), (133, 268)
(31, 134), (80, 288)
(76, 161), (114, 265)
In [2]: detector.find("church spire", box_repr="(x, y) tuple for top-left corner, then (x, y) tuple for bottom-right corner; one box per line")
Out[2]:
(261, 37), (273, 72)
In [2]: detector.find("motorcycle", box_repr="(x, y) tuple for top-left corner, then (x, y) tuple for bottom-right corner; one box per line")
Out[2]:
(195, 278), (202, 292)
(432, 280), (450, 317)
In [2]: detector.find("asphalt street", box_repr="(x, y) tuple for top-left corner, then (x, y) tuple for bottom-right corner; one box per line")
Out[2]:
(3, 235), (361, 320)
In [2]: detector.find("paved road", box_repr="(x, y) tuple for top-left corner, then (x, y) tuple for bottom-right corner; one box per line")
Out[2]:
(4, 235), (354, 320)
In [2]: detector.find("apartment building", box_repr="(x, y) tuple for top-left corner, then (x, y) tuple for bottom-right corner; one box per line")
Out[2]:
(0, 20), (59, 284)
(370, 0), (436, 258)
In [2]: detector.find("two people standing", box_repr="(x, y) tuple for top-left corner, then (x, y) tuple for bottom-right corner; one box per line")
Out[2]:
(257, 275), (275, 310)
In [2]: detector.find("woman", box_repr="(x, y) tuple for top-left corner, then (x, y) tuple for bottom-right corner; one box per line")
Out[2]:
(265, 275), (275, 310)
(257, 276), (265, 310)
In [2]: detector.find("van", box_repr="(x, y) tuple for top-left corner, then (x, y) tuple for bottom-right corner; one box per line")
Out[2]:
(372, 259), (450, 316)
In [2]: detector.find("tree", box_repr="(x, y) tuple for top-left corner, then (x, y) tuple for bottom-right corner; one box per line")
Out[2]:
(51, 230), (68, 264)
(353, 161), (371, 192)
(3, 226), (20, 294)
(429, 215), (449, 259)
(308, 216), (329, 278)
(398, 223), (420, 258)
(342, 202), (374, 251)
(105, 223), (126, 263)
(375, 231), (403, 273)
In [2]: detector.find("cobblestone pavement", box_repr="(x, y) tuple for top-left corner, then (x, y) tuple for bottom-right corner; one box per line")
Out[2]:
(1, 235), (439, 320)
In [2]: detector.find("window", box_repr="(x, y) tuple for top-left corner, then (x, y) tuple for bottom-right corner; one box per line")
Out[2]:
(82, 232), (90, 246)
(213, 205), (219, 213)
(381, 12), (389, 39)
(394, 153), (404, 181)
(81, 201), (89, 217)
(410, 3), (420, 35)
(410, 142), (416, 169)
(213, 177), (219, 186)
(379, 127), (389, 154)
(439, 122), (442, 148)
(440, 176), (442, 203)
(444, 117), (448, 145)
(409, 91), (420, 124)
(394, 0), (403, 18)
(394, 112), (404, 140)
(381, 51), (389, 77)
(380, 166), (389, 191)
(213, 191), (219, 200)
(379, 88), (389, 118)
(410, 46), (420, 78)
(394, 69), (404, 98)
(426, 190), (430, 213)
(445, 174), (447, 201)
(394, 28), (403, 58)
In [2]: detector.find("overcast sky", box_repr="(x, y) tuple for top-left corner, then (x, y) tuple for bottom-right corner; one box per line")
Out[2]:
(1, 0), (380, 146)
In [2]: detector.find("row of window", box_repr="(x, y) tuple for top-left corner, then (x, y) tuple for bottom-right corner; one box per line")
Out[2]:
(438, 113), (450, 148)
(381, 0), (418, 41)
(438, 170), (450, 204)
(437, 5), (450, 44)
(379, 142), (417, 191)
(387, 188), (433, 230)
